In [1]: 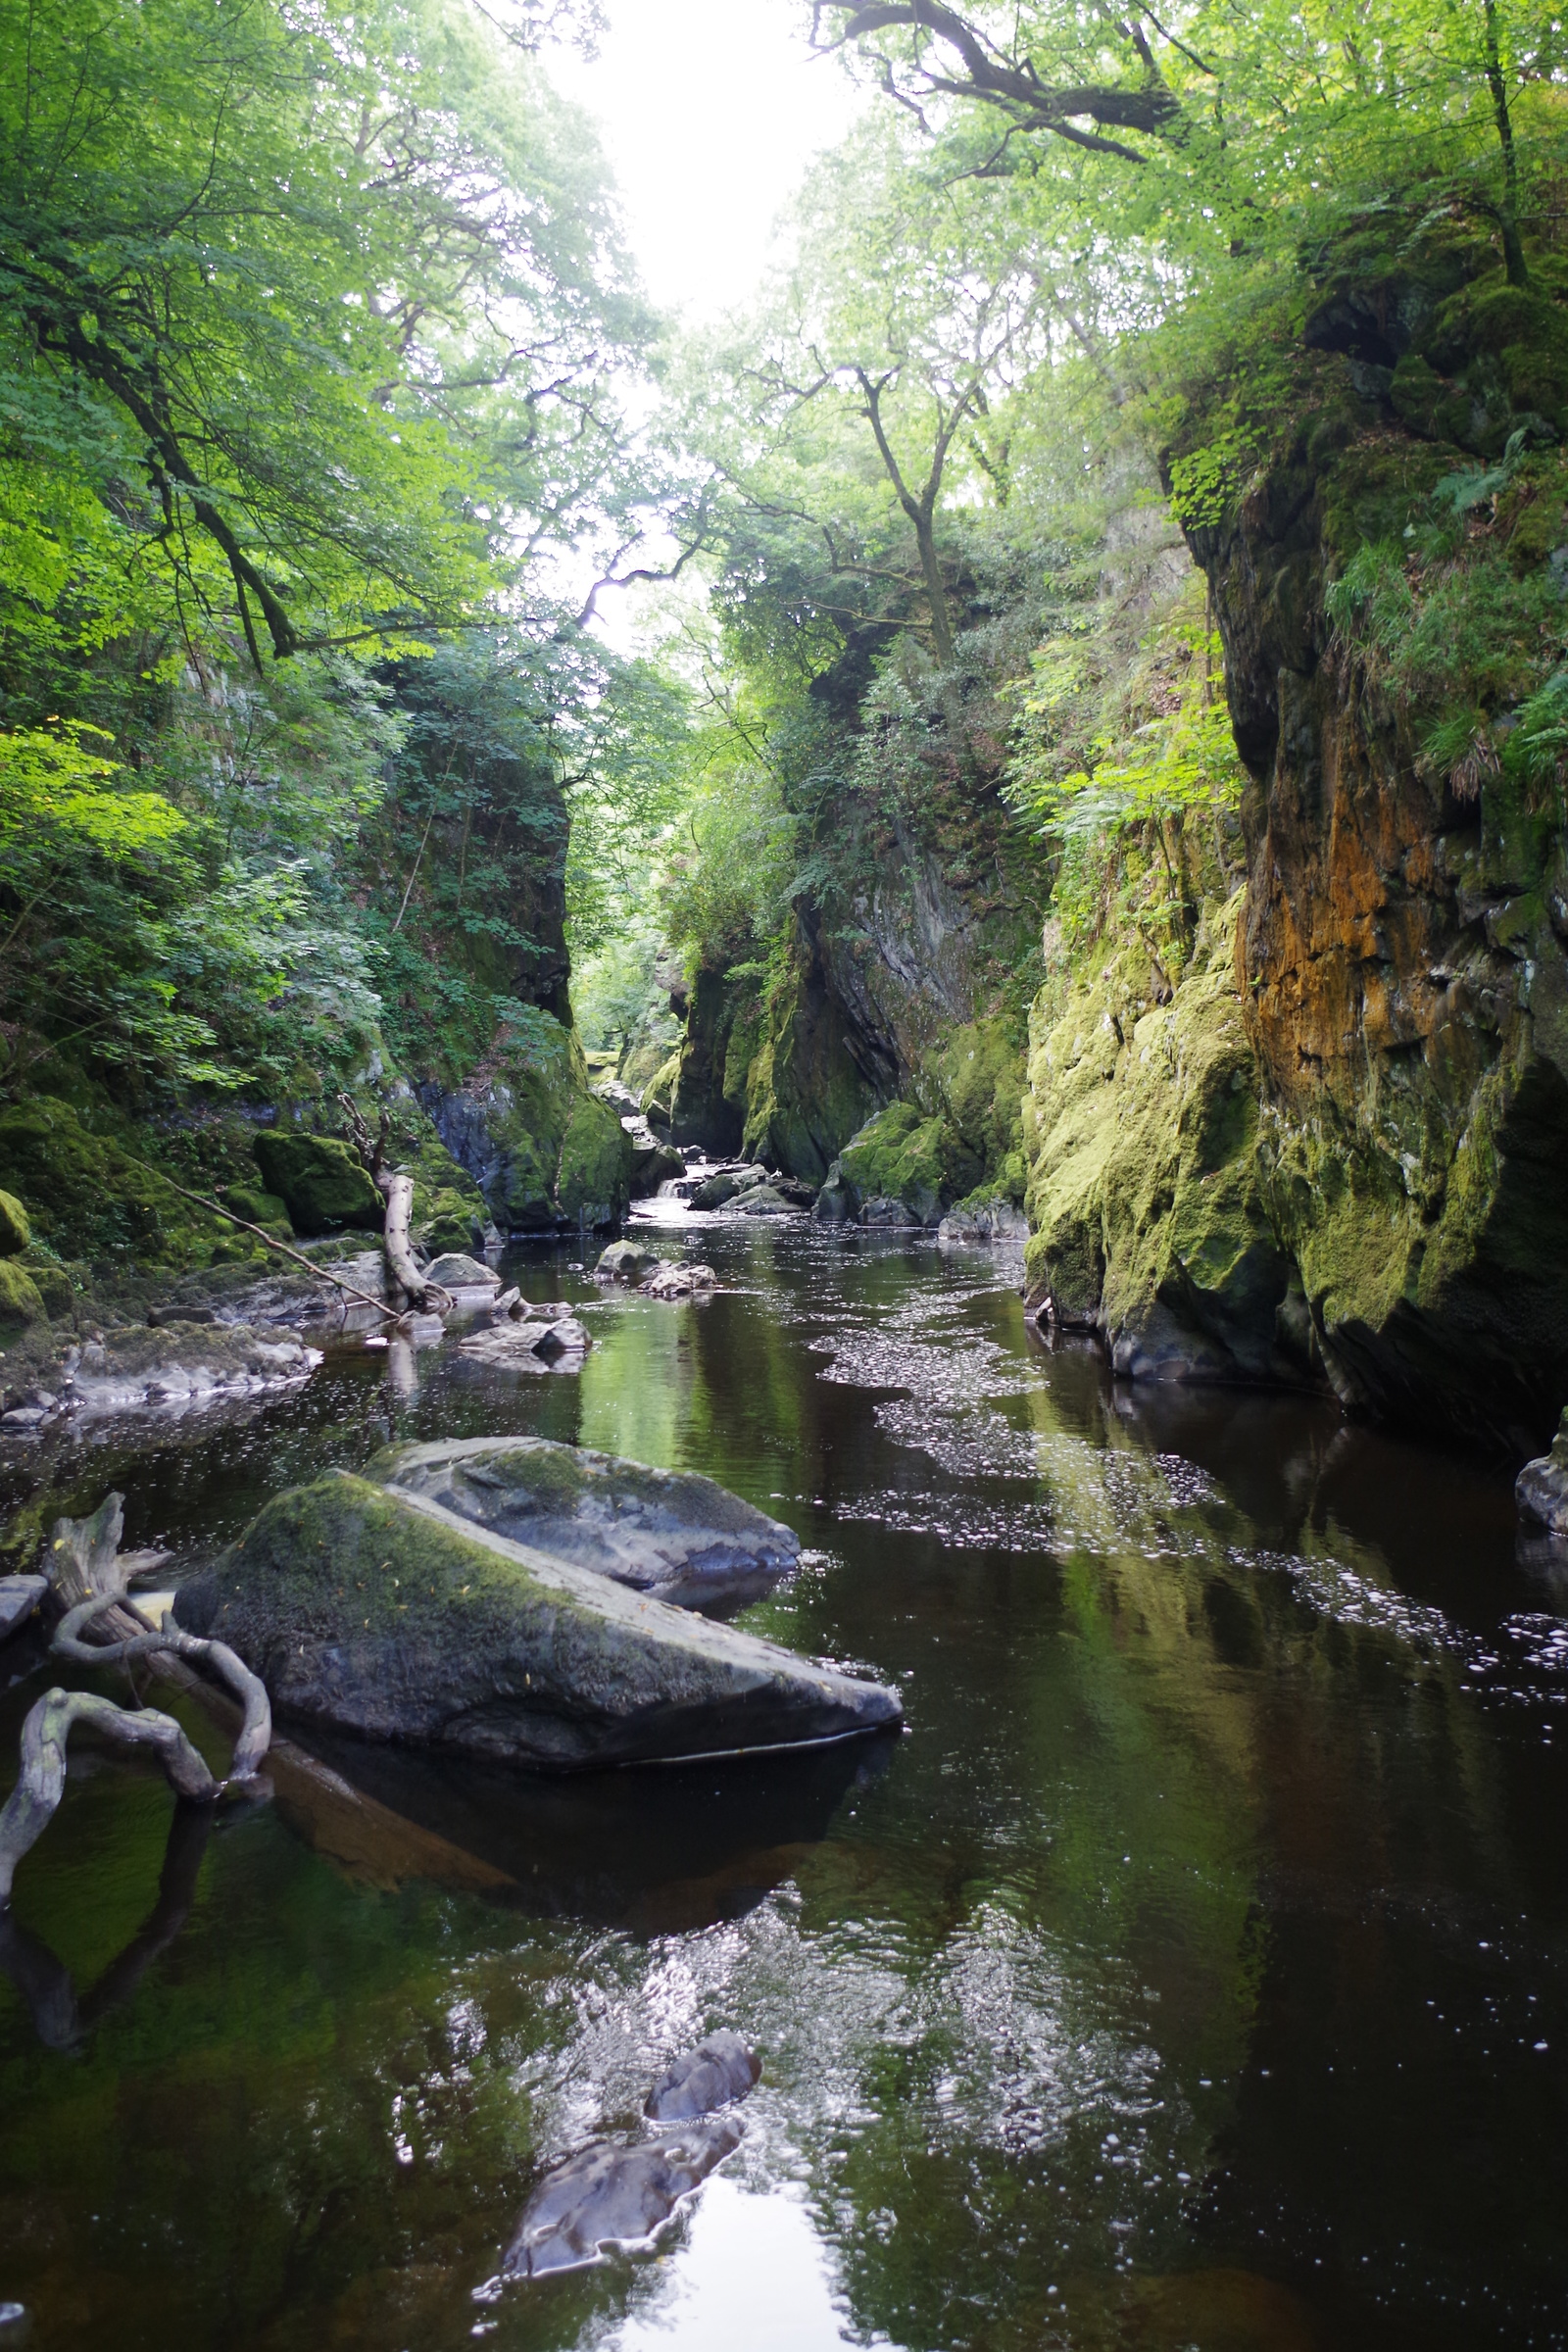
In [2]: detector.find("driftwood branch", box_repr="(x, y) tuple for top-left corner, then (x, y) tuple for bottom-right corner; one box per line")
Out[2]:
(0, 1687), (219, 1905)
(118, 1152), (402, 1322)
(54, 1593), (271, 1781)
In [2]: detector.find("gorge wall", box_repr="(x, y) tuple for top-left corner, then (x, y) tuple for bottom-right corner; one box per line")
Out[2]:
(1024, 220), (1568, 1455)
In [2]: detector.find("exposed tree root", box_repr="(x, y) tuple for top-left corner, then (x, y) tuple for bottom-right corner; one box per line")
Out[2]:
(0, 1687), (218, 1905)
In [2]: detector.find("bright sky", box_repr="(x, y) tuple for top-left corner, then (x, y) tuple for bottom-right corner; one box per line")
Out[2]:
(550, 0), (865, 322)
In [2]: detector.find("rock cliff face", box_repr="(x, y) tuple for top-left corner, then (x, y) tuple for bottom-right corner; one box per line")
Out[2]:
(1025, 223), (1568, 1453)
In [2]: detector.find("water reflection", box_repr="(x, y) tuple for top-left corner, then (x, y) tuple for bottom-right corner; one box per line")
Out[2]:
(0, 1224), (1563, 2349)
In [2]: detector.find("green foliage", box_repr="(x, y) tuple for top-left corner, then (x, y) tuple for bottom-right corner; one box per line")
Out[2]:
(1324, 435), (1568, 804)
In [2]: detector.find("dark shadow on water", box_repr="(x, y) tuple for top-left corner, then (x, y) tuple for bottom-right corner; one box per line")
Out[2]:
(284, 1724), (899, 1934)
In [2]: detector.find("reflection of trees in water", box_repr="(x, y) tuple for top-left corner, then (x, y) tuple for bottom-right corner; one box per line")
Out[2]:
(0, 1801), (211, 2051)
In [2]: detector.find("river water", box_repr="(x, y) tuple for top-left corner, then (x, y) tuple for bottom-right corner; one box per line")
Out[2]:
(1, 1217), (1565, 2351)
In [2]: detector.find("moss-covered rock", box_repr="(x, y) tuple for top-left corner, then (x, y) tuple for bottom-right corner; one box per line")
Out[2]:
(741, 927), (878, 1183)
(1024, 900), (1296, 1380)
(0, 1257), (46, 1339)
(0, 1099), (227, 1271)
(369, 1434), (801, 1613)
(17, 1250), (76, 1319)
(419, 1012), (629, 1234)
(831, 1102), (982, 1229)
(221, 1185), (293, 1238)
(0, 1190), (29, 1256)
(172, 1471), (901, 1767)
(414, 1186), (487, 1255)
(252, 1132), (383, 1236)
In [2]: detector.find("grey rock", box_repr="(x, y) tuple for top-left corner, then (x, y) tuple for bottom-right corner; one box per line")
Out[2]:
(937, 1199), (1029, 1244)
(422, 1252), (499, 1291)
(596, 1240), (658, 1282)
(734, 1185), (805, 1217)
(858, 1196), (919, 1228)
(812, 1171), (855, 1226)
(503, 2116), (743, 2278)
(641, 1260), (717, 1299)
(645, 2032), (760, 2121)
(370, 1432), (799, 1613)
(0, 1574), (47, 1642)
(689, 1165), (761, 1211)
(1517, 1410), (1568, 1536)
(459, 1319), (589, 1366)
(172, 1473), (901, 1767)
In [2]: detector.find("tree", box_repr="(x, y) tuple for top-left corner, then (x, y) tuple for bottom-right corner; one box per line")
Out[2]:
(704, 118), (1050, 670)
(0, 0), (653, 669)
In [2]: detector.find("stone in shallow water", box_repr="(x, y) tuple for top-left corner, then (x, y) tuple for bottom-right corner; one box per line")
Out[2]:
(641, 1260), (716, 1299)
(370, 1434), (798, 1613)
(457, 1318), (588, 1365)
(422, 1251), (498, 1291)
(645, 2031), (760, 2121)
(1517, 1410), (1568, 1537)
(595, 1240), (657, 1282)
(502, 2115), (743, 2278)
(172, 1473), (901, 1768)
(0, 1574), (46, 1642)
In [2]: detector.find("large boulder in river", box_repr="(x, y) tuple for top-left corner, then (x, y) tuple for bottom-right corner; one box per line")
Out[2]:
(172, 1472), (900, 1767)
(369, 1434), (797, 1613)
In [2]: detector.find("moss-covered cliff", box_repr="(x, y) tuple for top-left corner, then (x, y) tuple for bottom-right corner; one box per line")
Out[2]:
(1024, 209), (1568, 1454)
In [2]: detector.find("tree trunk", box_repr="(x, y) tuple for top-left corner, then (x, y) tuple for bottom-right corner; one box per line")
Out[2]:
(913, 507), (956, 667)
(382, 1169), (441, 1311)
(1484, 0), (1529, 285)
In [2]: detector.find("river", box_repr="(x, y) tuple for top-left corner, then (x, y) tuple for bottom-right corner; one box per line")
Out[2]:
(0, 1216), (1564, 2350)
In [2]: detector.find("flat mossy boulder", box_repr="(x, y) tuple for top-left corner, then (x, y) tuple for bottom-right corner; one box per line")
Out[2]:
(368, 1434), (801, 1613)
(172, 1472), (900, 1768)
(252, 1132), (382, 1236)
(0, 1190), (29, 1256)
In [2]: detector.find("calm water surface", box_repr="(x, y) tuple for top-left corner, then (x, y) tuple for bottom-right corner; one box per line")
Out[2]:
(1, 1219), (1565, 2351)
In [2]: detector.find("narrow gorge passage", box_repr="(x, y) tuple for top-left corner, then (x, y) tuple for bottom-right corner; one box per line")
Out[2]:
(1, 1223), (1562, 2351)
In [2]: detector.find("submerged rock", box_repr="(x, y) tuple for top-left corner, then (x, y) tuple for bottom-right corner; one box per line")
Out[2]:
(172, 1473), (901, 1767)
(1517, 1411), (1568, 1537)
(63, 1323), (319, 1416)
(502, 2115), (743, 2278)
(734, 1185), (805, 1217)
(645, 2032), (760, 2121)
(369, 1434), (800, 1613)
